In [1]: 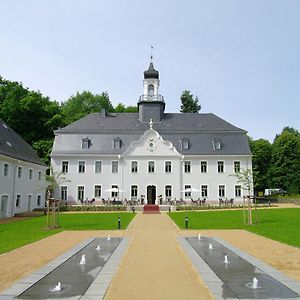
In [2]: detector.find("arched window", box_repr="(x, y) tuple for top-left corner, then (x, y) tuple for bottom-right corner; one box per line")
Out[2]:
(148, 84), (154, 96)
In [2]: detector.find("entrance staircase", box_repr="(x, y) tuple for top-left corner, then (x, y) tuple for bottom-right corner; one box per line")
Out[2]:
(143, 204), (160, 214)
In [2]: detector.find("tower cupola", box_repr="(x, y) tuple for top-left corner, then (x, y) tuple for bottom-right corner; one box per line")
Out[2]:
(138, 60), (165, 123)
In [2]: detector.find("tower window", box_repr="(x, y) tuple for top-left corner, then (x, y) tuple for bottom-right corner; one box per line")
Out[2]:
(148, 161), (155, 173)
(148, 84), (154, 96)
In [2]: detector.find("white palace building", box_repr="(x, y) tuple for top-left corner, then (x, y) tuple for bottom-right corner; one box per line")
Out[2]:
(51, 62), (252, 205)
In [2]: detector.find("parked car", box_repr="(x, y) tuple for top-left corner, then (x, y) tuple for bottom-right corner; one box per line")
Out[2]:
(264, 188), (287, 196)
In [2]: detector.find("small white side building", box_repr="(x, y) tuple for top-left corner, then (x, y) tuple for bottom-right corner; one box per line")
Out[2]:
(51, 62), (253, 204)
(0, 120), (48, 218)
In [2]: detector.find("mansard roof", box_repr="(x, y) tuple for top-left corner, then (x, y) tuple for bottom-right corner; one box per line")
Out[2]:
(55, 112), (245, 133)
(52, 113), (251, 156)
(0, 119), (46, 166)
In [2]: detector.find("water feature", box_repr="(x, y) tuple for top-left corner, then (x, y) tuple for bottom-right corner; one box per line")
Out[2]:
(186, 236), (299, 299)
(198, 233), (201, 241)
(17, 237), (121, 299)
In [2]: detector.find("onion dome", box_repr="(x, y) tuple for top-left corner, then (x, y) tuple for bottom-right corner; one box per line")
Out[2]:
(144, 62), (159, 79)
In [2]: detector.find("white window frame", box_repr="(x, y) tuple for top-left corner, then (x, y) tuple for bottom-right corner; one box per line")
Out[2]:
(201, 185), (208, 197)
(17, 166), (22, 178)
(62, 161), (69, 173)
(61, 186), (68, 201)
(217, 161), (224, 173)
(200, 161), (207, 173)
(112, 161), (119, 173)
(16, 194), (21, 207)
(29, 169), (33, 180)
(37, 195), (41, 206)
(185, 184), (191, 198)
(184, 161), (191, 173)
(95, 161), (102, 173)
(165, 161), (172, 173)
(131, 185), (138, 199)
(78, 186), (85, 201)
(235, 185), (242, 197)
(148, 161), (155, 173)
(111, 185), (118, 198)
(3, 163), (9, 177)
(78, 161), (85, 173)
(131, 161), (138, 173)
(165, 185), (172, 199)
(219, 185), (225, 197)
(234, 161), (241, 173)
(94, 185), (102, 197)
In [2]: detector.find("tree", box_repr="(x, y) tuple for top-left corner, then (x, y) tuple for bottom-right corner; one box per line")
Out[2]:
(0, 78), (64, 145)
(115, 103), (138, 113)
(61, 91), (114, 124)
(33, 139), (54, 165)
(249, 138), (272, 192)
(180, 90), (201, 113)
(268, 128), (300, 194)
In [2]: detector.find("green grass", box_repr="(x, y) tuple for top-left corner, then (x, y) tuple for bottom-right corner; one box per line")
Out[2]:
(168, 208), (300, 248)
(0, 212), (135, 254)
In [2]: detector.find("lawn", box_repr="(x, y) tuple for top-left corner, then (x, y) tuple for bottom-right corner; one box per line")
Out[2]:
(0, 212), (135, 254)
(168, 208), (300, 248)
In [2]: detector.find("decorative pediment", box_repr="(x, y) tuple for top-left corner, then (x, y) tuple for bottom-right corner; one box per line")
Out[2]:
(123, 129), (180, 157)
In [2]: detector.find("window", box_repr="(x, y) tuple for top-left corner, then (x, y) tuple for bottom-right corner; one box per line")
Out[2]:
(181, 139), (189, 150)
(131, 185), (138, 198)
(131, 161), (138, 173)
(219, 185), (225, 197)
(234, 161), (240, 173)
(185, 185), (191, 198)
(78, 161), (85, 173)
(165, 185), (172, 198)
(148, 161), (155, 173)
(4, 163), (9, 176)
(61, 186), (68, 201)
(81, 137), (90, 149)
(201, 185), (208, 197)
(62, 161), (69, 173)
(148, 84), (154, 96)
(111, 185), (118, 198)
(112, 161), (119, 173)
(217, 161), (224, 173)
(235, 185), (242, 197)
(37, 195), (41, 206)
(38, 171), (42, 181)
(16, 194), (21, 207)
(27, 195), (32, 209)
(200, 161), (207, 173)
(212, 139), (222, 150)
(78, 186), (84, 201)
(95, 185), (102, 197)
(165, 161), (172, 173)
(29, 169), (33, 180)
(113, 137), (121, 149)
(17, 166), (22, 178)
(95, 161), (102, 173)
(184, 161), (191, 173)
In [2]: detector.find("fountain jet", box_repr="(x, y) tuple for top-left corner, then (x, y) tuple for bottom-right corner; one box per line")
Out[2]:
(209, 244), (213, 250)
(80, 254), (86, 265)
(50, 282), (61, 292)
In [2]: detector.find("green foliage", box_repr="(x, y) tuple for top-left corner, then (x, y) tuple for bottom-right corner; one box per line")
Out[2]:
(115, 103), (138, 113)
(61, 91), (114, 124)
(250, 127), (300, 194)
(168, 208), (300, 247)
(180, 90), (201, 113)
(32, 139), (53, 165)
(0, 213), (136, 254)
(230, 168), (253, 194)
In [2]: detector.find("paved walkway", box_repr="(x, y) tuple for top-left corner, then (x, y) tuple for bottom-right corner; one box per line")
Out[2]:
(104, 213), (213, 300)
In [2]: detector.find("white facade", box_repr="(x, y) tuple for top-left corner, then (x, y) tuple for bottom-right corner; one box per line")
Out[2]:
(0, 155), (47, 218)
(51, 129), (252, 204)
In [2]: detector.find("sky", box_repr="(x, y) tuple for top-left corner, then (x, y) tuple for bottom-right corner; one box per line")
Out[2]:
(1, 0), (299, 142)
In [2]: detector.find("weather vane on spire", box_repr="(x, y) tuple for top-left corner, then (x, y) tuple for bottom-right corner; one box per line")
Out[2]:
(150, 45), (154, 62)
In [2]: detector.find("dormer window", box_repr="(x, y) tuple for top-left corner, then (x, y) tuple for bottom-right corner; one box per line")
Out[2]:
(113, 137), (121, 150)
(181, 138), (189, 150)
(212, 139), (222, 150)
(81, 137), (90, 149)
